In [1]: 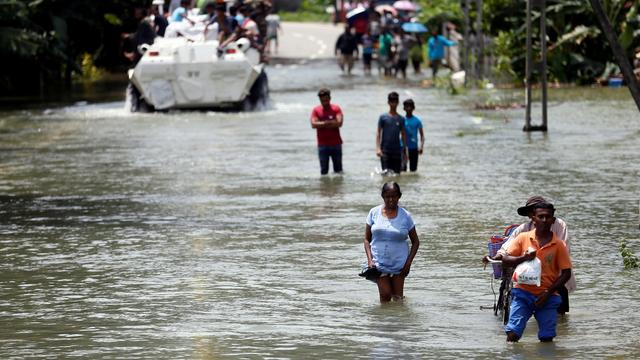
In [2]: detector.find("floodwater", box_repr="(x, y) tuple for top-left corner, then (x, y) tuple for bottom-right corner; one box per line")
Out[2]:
(1, 60), (639, 359)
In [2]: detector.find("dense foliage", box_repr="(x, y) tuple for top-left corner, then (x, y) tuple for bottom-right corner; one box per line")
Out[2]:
(279, 0), (330, 22)
(416, 0), (640, 84)
(0, 0), (145, 95)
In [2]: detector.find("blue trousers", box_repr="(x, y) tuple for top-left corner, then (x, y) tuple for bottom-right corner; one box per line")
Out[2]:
(505, 288), (562, 340)
(318, 145), (342, 174)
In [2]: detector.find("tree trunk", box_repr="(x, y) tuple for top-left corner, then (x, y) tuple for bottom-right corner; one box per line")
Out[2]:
(589, 0), (640, 113)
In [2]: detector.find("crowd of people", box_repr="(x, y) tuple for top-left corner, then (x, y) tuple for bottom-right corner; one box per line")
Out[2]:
(333, 2), (462, 78)
(310, 89), (574, 344)
(122, 0), (281, 67)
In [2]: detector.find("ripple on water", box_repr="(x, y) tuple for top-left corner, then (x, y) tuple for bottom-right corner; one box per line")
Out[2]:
(0, 75), (639, 358)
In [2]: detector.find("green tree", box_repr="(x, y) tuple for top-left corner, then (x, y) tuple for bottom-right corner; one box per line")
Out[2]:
(0, 0), (144, 96)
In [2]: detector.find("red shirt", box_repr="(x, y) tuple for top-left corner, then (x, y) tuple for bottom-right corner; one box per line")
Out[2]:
(311, 104), (343, 146)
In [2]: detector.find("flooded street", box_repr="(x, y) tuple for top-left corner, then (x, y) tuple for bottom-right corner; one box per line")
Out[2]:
(1, 59), (639, 359)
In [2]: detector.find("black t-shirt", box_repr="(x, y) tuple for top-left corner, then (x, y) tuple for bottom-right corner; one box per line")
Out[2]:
(154, 14), (168, 37)
(378, 113), (405, 153)
(336, 33), (358, 55)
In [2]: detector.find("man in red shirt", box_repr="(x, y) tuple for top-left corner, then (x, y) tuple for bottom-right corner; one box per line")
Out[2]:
(310, 88), (344, 175)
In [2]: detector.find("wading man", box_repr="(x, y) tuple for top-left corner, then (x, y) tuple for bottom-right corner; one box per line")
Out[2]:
(502, 202), (572, 342)
(310, 88), (344, 175)
(376, 92), (407, 174)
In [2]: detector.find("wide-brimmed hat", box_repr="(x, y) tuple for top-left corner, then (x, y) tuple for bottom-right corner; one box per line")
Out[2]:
(517, 196), (547, 216)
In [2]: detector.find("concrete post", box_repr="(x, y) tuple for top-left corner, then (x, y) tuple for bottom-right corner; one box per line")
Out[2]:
(540, 0), (548, 130)
(524, 0), (533, 130)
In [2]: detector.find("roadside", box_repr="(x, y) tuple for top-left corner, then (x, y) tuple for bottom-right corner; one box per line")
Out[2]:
(271, 22), (343, 62)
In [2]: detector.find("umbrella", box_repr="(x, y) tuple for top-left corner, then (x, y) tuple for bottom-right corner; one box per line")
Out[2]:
(375, 4), (397, 16)
(401, 22), (428, 33)
(346, 6), (367, 21)
(393, 0), (419, 12)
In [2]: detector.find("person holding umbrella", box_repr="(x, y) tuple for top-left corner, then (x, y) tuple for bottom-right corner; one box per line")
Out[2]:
(402, 22), (428, 74)
(346, 6), (369, 44)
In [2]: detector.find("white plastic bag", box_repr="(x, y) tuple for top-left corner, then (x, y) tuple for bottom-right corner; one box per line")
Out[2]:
(512, 257), (542, 286)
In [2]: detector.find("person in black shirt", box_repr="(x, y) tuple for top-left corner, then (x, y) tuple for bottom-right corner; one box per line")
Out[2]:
(376, 92), (408, 174)
(335, 26), (359, 75)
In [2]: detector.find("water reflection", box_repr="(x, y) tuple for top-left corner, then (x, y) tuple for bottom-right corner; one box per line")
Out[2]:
(318, 175), (345, 197)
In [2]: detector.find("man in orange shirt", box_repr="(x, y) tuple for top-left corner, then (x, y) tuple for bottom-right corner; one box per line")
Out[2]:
(502, 202), (572, 342)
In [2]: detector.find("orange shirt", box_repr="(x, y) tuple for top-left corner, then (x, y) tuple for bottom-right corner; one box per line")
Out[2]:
(507, 230), (572, 296)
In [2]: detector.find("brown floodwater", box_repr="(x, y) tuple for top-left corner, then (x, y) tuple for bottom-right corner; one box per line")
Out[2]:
(0, 60), (639, 359)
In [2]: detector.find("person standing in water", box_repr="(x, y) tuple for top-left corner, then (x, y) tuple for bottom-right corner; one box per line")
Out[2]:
(335, 26), (359, 75)
(502, 202), (572, 342)
(487, 195), (575, 314)
(376, 92), (407, 174)
(310, 88), (344, 175)
(363, 182), (420, 303)
(402, 99), (424, 172)
(427, 29), (456, 78)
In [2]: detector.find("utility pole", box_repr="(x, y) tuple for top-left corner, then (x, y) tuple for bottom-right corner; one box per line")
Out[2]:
(475, 0), (483, 80)
(540, 0), (548, 129)
(589, 0), (640, 113)
(462, 0), (472, 86)
(523, 0), (548, 132)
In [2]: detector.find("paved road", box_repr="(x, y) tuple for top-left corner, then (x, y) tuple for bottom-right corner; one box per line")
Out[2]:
(272, 22), (343, 60)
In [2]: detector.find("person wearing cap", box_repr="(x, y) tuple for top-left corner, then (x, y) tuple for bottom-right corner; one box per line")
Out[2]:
(485, 195), (575, 314)
(500, 196), (568, 253)
(501, 201), (572, 342)
(310, 88), (344, 175)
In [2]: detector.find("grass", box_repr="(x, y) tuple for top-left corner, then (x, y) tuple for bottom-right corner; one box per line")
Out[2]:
(620, 239), (639, 270)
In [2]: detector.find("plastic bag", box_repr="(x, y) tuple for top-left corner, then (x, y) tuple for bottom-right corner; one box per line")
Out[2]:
(512, 257), (542, 286)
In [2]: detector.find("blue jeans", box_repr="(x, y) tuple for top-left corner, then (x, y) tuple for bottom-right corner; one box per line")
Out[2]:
(505, 288), (562, 340)
(318, 145), (342, 174)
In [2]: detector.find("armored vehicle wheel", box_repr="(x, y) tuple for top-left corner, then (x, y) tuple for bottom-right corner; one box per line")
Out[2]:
(243, 71), (269, 111)
(127, 82), (154, 113)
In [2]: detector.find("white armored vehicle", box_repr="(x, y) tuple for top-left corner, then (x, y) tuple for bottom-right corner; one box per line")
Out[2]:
(128, 34), (268, 111)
